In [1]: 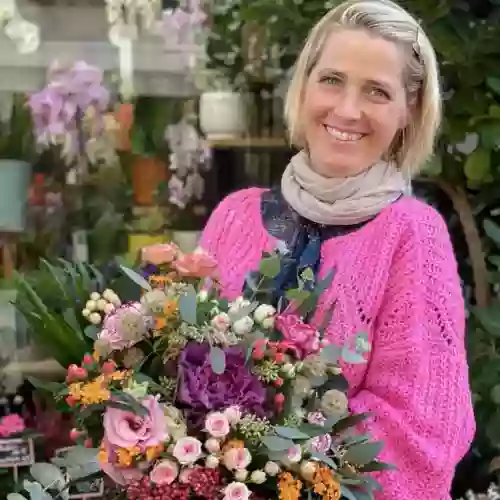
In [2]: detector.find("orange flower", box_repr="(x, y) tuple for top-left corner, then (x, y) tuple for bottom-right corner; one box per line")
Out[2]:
(149, 275), (172, 289)
(173, 251), (218, 279)
(68, 382), (84, 401)
(145, 443), (164, 461)
(80, 379), (110, 405)
(116, 446), (140, 467)
(312, 467), (341, 500)
(142, 243), (178, 266)
(278, 472), (302, 500)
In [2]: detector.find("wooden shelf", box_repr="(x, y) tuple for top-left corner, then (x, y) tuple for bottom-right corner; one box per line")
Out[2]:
(207, 137), (288, 149)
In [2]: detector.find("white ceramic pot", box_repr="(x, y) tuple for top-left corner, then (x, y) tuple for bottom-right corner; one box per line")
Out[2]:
(172, 230), (201, 253)
(199, 91), (246, 139)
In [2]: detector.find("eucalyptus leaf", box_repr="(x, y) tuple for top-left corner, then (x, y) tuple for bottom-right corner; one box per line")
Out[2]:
(359, 461), (396, 473)
(84, 325), (99, 340)
(30, 463), (66, 491)
(484, 219), (500, 247)
(23, 480), (52, 500)
(299, 422), (332, 438)
(310, 451), (337, 469)
(261, 435), (294, 451)
(342, 346), (367, 364)
(491, 384), (500, 405)
(274, 426), (310, 440)
(320, 344), (342, 363)
(111, 392), (148, 416)
(119, 265), (152, 291)
(332, 412), (372, 434)
(7, 495), (28, 500)
(259, 255), (281, 278)
(179, 285), (198, 324)
(210, 346), (226, 374)
(343, 441), (384, 466)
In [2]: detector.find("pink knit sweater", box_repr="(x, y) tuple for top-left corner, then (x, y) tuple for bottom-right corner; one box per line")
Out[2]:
(199, 187), (475, 500)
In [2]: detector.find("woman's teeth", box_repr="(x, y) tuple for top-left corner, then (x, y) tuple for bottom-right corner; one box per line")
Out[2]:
(325, 125), (363, 142)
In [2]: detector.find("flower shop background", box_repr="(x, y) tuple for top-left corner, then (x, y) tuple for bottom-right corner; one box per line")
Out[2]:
(1, 0), (500, 498)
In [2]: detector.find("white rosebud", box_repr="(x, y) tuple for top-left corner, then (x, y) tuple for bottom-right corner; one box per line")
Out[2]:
(205, 438), (221, 453)
(102, 289), (115, 301)
(299, 461), (317, 481)
(253, 304), (276, 325)
(206, 455), (219, 468)
(261, 316), (275, 329)
(329, 366), (343, 375)
(282, 444), (302, 465)
(110, 295), (121, 306)
(89, 312), (102, 325)
(224, 405), (242, 425)
(250, 470), (266, 484)
(90, 292), (101, 301)
(281, 362), (296, 378)
(104, 303), (115, 315)
(198, 290), (209, 302)
(232, 316), (254, 335)
(234, 469), (248, 482)
(82, 308), (90, 318)
(211, 312), (231, 333)
(264, 461), (280, 476)
(85, 300), (97, 311)
(228, 296), (250, 315)
(96, 299), (108, 311)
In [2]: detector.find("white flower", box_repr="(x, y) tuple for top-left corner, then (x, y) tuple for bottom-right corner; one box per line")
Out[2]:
(90, 292), (101, 301)
(264, 461), (280, 476)
(320, 389), (348, 417)
(233, 470), (248, 482)
(89, 312), (102, 325)
(281, 363), (295, 377)
(223, 447), (252, 470)
(299, 461), (317, 481)
(232, 316), (254, 335)
(224, 405), (242, 425)
(172, 437), (202, 465)
(253, 304), (276, 329)
(198, 290), (209, 302)
(104, 303), (115, 315)
(97, 299), (108, 311)
(211, 313), (231, 333)
(282, 444), (302, 465)
(205, 438), (220, 454)
(206, 455), (219, 468)
(102, 289), (116, 302)
(0, 0), (16, 22)
(86, 300), (97, 311)
(223, 482), (250, 500)
(228, 297), (250, 315)
(205, 412), (230, 438)
(250, 470), (266, 484)
(164, 406), (188, 442)
(82, 308), (90, 318)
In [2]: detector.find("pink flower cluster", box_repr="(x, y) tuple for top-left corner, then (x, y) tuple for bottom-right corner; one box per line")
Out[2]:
(275, 314), (320, 359)
(0, 414), (26, 437)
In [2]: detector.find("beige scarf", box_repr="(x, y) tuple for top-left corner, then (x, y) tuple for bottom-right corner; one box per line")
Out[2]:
(281, 150), (409, 226)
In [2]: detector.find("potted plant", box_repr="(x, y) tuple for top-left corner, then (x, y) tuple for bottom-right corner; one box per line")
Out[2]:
(0, 93), (36, 234)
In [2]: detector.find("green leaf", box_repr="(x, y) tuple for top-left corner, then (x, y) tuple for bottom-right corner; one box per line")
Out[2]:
(321, 344), (342, 364)
(23, 480), (52, 500)
(491, 385), (500, 405)
(354, 332), (371, 354)
(111, 392), (148, 416)
(27, 377), (64, 394)
(484, 219), (500, 247)
(298, 423), (332, 438)
(359, 461), (397, 473)
(477, 120), (500, 149)
(106, 400), (148, 416)
(487, 76), (500, 96)
(310, 451), (337, 469)
(464, 148), (491, 181)
(332, 412), (372, 434)
(301, 268), (314, 282)
(261, 435), (294, 451)
(343, 441), (385, 466)
(119, 265), (152, 291)
(63, 308), (83, 338)
(274, 426), (310, 440)
(259, 255), (281, 278)
(422, 154), (442, 176)
(342, 346), (367, 364)
(340, 486), (358, 500)
(7, 494), (28, 500)
(315, 268), (336, 295)
(285, 288), (310, 304)
(84, 325), (99, 340)
(30, 463), (66, 491)
(210, 346), (226, 374)
(179, 285), (198, 324)
(472, 306), (500, 336)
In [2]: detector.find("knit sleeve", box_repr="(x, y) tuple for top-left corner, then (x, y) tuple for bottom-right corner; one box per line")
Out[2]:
(349, 207), (475, 499)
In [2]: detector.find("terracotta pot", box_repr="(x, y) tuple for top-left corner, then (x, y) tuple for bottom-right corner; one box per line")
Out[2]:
(131, 156), (167, 206)
(114, 102), (134, 151)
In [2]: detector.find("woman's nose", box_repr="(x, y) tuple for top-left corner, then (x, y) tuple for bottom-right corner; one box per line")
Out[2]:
(332, 88), (363, 121)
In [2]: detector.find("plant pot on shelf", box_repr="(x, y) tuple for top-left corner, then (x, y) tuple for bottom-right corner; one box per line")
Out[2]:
(199, 91), (246, 140)
(172, 230), (201, 253)
(131, 155), (167, 206)
(128, 232), (173, 262)
(0, 159), (31, 232)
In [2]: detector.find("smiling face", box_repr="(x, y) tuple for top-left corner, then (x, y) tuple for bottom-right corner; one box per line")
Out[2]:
(302, 28), (411, 177)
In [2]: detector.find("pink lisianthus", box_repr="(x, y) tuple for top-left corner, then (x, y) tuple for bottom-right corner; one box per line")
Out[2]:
(103, 395), (167, 449)
(142, 243), (178, 266)
(275, 314), (320, 359)
(0, 414), (25, 437)
(173, 251), (218, 279)
(150, 459), (179, 485)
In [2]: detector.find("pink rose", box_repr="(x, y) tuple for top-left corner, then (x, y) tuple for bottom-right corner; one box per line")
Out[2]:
(103, 395), (167, 449)
(142, 243), (178, 265)
(173, 251), (218, 279)
(223, 482), (251, 500)
(0, 414), (25, 437)
(223, 447), (251, 471)
(204, 412), (230, 438)
(172, 437), (203, 465)
(306, 411), (331, 453)
(150, 459), (179, 485)
(275, 314), (320, 359)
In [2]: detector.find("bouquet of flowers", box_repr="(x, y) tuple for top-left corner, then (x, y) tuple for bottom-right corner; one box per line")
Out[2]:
(10, 244), (392, 500)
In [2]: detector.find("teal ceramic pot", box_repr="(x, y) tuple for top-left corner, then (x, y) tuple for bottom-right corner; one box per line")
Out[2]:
(0, 159), (31, 232)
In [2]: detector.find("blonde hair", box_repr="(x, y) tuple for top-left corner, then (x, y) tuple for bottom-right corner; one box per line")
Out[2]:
(284, 0), (441, 177)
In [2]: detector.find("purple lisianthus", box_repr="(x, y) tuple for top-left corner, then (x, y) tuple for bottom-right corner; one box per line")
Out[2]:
(178, 343), (266, 418)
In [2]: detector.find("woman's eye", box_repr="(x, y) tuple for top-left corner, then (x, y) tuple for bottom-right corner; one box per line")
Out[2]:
(321, 76), (341, 86)
(368, 87), (390, 99)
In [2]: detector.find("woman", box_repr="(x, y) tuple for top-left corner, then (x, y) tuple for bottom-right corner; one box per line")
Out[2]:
(198, 0), (476, 498)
